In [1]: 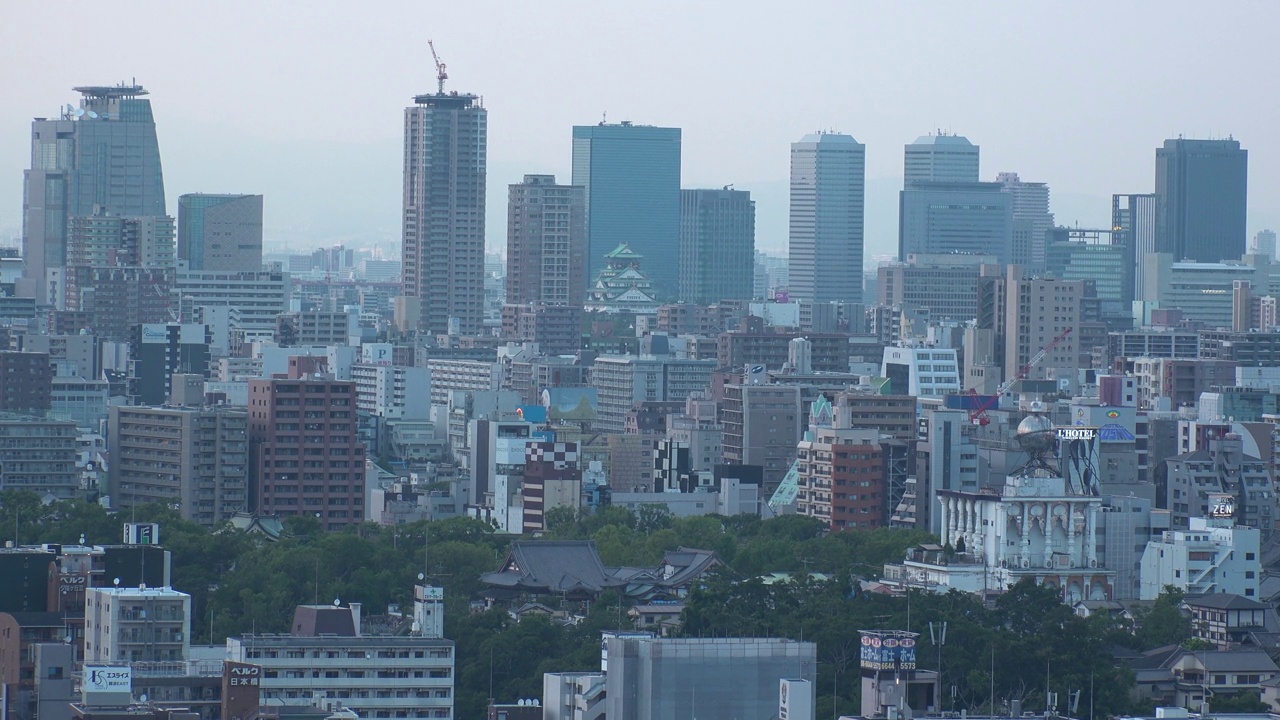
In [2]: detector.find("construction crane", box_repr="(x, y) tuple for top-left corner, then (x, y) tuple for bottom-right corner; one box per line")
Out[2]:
(428, 40), (448, 94)
(968, 326), (1073, 426)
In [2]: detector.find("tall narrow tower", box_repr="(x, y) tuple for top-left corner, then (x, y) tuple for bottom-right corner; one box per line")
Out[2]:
(22, 84), (166, 297)
(401, 75), (487, 336)
(787, 132), (865, 304)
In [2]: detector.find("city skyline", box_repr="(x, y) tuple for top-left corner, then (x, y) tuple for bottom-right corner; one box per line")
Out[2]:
(1, 2), (1278, 262)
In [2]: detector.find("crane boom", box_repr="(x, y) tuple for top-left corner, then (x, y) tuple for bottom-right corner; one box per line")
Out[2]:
(427, 40), (448, 94)
(968, 327), (1073, 425)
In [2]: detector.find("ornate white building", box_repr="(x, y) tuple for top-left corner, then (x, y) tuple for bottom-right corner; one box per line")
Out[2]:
(887, 414), (1115, 602)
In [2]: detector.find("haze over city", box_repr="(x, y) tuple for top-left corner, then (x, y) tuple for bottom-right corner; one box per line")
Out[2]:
(2, 0), (1278, 259)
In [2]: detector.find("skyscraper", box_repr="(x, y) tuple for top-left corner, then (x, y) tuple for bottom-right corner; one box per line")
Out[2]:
(1113, 193), (1157, 303)
(1253, 229), (1278, 259)
(571, 122), (681, 299)
(787, 133), (865, 304)
(898, 182), (1013, 262)
(679, 188), (756, 304)
(997, 172), (1054, 269)
(1155, 138), (1248, 262)
(401, 89), (487, 335)
(22, 84), (166, 297)
(177, 194), (264, 270)
(505, 175), (586, 307)
(899, 133), (1013, 264)
(904, 133), (980, 184)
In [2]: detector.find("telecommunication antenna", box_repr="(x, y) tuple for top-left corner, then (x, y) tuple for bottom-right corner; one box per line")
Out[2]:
(428, 40), (448, 94)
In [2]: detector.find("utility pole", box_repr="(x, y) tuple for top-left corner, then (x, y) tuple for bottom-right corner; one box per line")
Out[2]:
(930, 621), (947, 711)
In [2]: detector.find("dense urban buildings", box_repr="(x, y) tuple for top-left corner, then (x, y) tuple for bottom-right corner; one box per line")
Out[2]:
(7, 40), (1280, 720)
(572, 122), (682, 299)
(787, 132), (865, 304)
(401, 86), (487, 335)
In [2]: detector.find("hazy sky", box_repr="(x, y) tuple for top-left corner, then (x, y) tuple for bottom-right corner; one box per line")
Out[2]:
(2, 1), (1277, 263)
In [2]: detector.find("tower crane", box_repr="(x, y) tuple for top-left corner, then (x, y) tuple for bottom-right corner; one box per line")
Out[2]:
(967, 327), (1073, 425)
(428, 40), (448, 94)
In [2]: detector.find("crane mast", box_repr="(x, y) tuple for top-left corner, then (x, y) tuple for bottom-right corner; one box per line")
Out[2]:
(428, 40), (448, 94)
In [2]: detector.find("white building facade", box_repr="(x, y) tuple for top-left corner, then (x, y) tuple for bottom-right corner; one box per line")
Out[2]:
(1140, 516), (1261, 599)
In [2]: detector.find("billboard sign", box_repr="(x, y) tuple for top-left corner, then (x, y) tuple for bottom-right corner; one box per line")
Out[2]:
(1208, 493), (1237, 520)
(1055, 426), (1097, 441)
(84, 666), (131, 692)
(141, 324), (170, 344)
(123, 522), (160, 545)
(83, 665), (132, 706)
(222, 662), (262, 720)
(859, 630), (918, 671)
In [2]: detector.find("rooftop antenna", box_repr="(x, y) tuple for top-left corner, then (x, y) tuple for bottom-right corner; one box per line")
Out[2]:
(428, 40), (448, 94)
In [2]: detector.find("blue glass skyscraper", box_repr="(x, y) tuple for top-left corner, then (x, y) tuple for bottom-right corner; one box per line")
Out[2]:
(571, 122), (681, 300)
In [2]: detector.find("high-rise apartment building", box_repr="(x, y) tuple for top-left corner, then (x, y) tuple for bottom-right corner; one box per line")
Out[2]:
(1002, 266), (1082, 386)
(997, 172), (1054, 269)
(177, 194), (264, 270)
(1113, 193), (1157, 303)
(401, 90), (487, 335)
(66, 210), (174, 269)
(904, 133), (980, 184)
(787, 133), (865, 304)
(571, 122), (682, 299)
(505, 175), (586, 306)
(678, 188), (756, 304)
(248, 373), (365, 531)
(720, 383), (803, 495)
(1155, 138), (1248, 262)
(795, 424), (885, 530)
(22, 84), (166, 296)
(108, 405), (249, 528)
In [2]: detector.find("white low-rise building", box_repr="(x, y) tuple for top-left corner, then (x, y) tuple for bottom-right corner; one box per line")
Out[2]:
(1140, 515), (1261, 599)
(881, 346), (960, 398)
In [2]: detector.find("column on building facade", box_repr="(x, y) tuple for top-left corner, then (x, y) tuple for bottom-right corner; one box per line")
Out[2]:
(938, 495), (951, 547)
(1020, 503), (1031, 567)
(1042, 503), (1054, 568)
(1086, 501), (1098, 567)
(1066, 503), (1077, 568)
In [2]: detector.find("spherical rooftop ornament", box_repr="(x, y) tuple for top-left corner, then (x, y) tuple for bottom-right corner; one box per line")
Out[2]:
(1015, 414), (1056, 454)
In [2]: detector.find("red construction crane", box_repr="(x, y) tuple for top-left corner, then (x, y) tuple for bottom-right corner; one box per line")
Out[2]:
(428, 40), (448, 94)
(968, 327), (1073, 425)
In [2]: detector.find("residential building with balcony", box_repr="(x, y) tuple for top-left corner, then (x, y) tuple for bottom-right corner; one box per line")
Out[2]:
(108, 405), (249, 528)
(84, 586), (191, 664)
(248, 373), (364, 531)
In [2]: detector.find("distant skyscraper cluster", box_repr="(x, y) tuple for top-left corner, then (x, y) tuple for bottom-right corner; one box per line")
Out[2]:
(18, 83), (264, 337)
